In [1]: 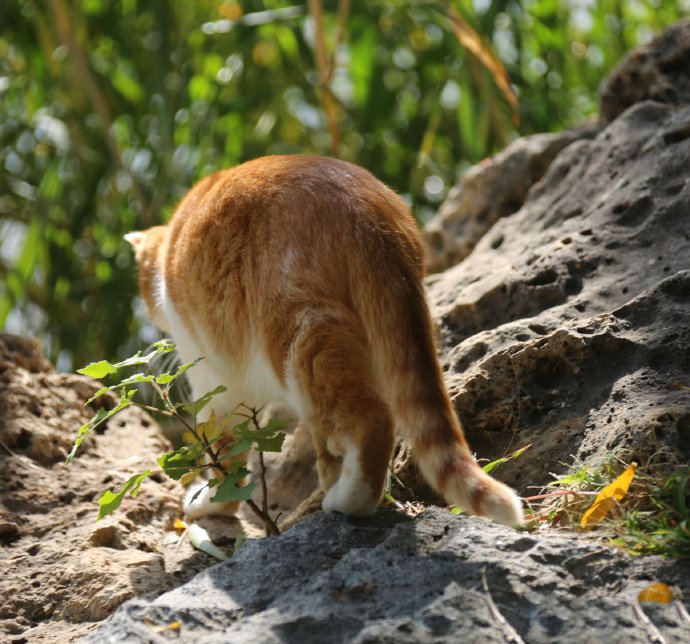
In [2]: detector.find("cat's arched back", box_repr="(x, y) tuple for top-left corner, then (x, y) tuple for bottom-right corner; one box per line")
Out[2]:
(127, 155), (523, 525)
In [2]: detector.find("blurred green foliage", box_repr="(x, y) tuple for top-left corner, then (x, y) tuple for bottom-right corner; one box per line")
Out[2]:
(0, 0), (688, 369)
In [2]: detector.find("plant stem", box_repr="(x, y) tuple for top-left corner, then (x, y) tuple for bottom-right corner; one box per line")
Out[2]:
(248, 405), (280, 536)
(154, 387), (280, 536)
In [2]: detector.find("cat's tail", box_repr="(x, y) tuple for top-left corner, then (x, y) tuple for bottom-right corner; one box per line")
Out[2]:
(367, 281), (524, 527)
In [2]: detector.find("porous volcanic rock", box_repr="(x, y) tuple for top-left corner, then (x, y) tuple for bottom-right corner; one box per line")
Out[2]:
(600, 19), (690, 123)
(424, 129), (598, 274)
(424, 100), (690, 491)
(88, 507), (690, 643)
(0, 333), (225, 643)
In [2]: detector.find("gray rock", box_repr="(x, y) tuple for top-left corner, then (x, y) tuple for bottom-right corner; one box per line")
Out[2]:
(87, 508), (690, 643)
(424, 100), (690, 488)
(423, 130), (597, 274)
(600, 19), (690, 123)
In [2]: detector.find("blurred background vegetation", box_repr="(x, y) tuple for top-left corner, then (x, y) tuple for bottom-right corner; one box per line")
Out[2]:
(1, 0), (688, 370)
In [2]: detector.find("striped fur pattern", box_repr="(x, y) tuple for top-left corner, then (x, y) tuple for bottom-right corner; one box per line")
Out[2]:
(126, 155), (523, 526)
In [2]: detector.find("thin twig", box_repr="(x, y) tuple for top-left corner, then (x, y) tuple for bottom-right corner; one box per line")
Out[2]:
(259, 451), (269, 518)
(676, 601), (690, 627)
(327, 0), (351, 82)
(480, 568), (525, 644)
(246, 498), (280, 536)
(0, 440), (42, 470)
(248, 406), (280, 536)
(131, 402), (175, 417)
(633, 600), (667, 644)
(43, 0), (152, 223)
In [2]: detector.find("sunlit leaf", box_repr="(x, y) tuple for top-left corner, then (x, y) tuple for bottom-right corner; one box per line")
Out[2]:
(97, 469), (151, 520)
(638, 582), (675, 603)
(580, 463), (636, 528)
(156, 358), (203, 384)
(178, 385), (227, 415)
(78, 360), (117, 379)
(158, 448), (199, 481)
(187, 523), (228, 560)
(66, 389), (136, 463)
(143, 618), (182, 633)
(481, 444), (531, 475)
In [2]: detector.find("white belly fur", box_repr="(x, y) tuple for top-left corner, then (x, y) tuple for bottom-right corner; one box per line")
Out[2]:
(158, 277), (285, 418)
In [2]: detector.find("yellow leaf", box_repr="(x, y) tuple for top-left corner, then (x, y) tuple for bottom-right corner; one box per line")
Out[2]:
(580, 463), (636, 529)
(638, 582), (675, 603)
(173, 518), (188, 533)
(143, 618), (181, 632)
(182, 431), (197, 445)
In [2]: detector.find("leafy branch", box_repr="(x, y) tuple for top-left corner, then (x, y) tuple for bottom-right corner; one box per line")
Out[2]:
(68, 341), (285, 536)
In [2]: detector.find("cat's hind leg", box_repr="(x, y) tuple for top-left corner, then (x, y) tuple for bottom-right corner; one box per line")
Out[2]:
(288, 313), (395, 517)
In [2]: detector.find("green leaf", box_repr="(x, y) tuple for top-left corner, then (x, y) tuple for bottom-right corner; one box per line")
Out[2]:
(85, 386), (111, 404)
(158, 448), (200, 481)
(156, 357), (203, 384)
(77, 341), (176, 382)
(97, 469), (151, 520)
(86, 373), (155, 404)
(188, 483), (208, 506)
(78, 360), (118, 379)
(219, 437), (252, 460)
(211, 468), (255, 503)
(481, 444), (531, 475)
(254, 433), (285, 453)
(178, 385), (227, 415)
(66, 389), (136, 464)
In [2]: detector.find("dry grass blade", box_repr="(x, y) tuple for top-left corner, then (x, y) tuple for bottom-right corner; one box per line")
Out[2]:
(0, 439), (43, 471)
(677, 601), (690, 627)
(330, 0), (352, 82)
(480, 569), (525, 644)
(633, 600), (668, 644)
(307, 0), (341, 155)
(446, 5), (519, 125)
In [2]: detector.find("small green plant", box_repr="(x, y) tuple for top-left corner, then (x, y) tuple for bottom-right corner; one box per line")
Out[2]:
(525, 457), (690, 559)
(610, 466), (690, 559)
(67, 340), (286, 536)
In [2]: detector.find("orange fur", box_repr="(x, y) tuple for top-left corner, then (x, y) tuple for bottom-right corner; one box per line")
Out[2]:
(126, 155), (523, 525)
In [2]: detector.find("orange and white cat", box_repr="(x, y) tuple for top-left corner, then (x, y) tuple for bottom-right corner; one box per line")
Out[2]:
(125, 155), (523, 526)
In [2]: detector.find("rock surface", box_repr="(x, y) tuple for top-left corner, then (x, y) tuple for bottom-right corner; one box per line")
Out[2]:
(0, 333), (230, 643)
(89, 507), (690, 643)
(423, 129), (597, 274)
(424, 100), (690, 491)
(4, 22), (690, 643)
(599, 19), (690, 123)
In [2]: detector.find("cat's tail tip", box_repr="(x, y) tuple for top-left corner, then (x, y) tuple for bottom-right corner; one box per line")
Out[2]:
(439, 462), (524, 527)
(472, 475), (524, 527)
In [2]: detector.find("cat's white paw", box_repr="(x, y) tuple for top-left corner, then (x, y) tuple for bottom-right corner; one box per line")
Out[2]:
(322, 478), (378, 517)
(183, 482), (240, 520)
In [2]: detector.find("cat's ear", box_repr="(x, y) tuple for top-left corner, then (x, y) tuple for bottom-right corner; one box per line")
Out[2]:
(124, 231), (146, 261)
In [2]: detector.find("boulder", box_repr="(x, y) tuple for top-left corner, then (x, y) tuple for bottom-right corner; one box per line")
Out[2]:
(423, 129), (597, 274)
(87, 507), (690, 643)
(424, 100), (690, 490)
(599, 19), (690, 122)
